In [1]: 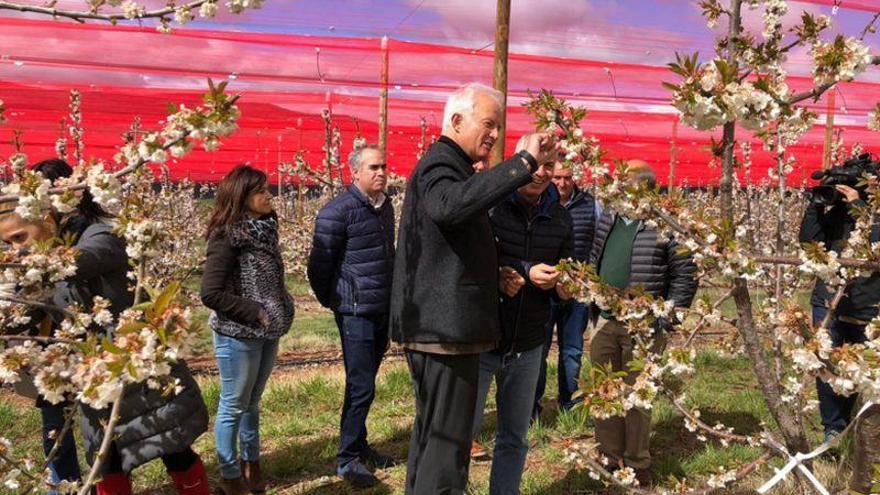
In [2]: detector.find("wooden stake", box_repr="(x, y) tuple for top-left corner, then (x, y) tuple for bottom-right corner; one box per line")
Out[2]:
(379, 36), (390, 160)
(822, 89), (836, 170)
(490, 0), (511, 166)
(668, 117), (679, 191)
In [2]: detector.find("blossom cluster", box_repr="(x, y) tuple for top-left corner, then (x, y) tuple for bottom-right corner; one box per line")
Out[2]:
(0, 171), (50, 221)
(811, 35), (874, 86)
(670, 58), (784, 132)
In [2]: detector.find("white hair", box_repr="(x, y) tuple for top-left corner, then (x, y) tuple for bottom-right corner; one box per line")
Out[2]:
(442, 83), (504, 134)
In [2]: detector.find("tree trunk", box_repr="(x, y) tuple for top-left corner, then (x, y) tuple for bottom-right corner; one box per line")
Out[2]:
(721, 0), (811, 457)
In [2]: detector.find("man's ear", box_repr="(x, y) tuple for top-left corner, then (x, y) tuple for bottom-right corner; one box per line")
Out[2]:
(450, 113), (463, 133)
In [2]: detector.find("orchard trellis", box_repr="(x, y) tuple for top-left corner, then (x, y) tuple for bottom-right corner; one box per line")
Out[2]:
(1, 0), (880, 494)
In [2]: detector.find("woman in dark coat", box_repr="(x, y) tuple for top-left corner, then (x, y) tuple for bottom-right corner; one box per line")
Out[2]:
(0, 159), (210, 495)
(200, 165), (294, 495)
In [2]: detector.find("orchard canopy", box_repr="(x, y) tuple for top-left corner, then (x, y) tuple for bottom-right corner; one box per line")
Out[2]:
(3, 0), (880, 184)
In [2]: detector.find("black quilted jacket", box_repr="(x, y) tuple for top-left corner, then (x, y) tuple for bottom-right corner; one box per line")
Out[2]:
(590, 210), (698, 328)
(490, 185), (573, 353)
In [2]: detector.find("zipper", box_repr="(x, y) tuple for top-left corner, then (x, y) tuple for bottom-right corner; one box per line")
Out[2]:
(509, 205), (536, 356)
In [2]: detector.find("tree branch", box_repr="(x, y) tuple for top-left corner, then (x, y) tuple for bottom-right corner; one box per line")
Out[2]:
(0, 0), (210, 24)
(0, 295), (76, 319)
(0, 94), (239, 205)
(76, 394), (123, 495)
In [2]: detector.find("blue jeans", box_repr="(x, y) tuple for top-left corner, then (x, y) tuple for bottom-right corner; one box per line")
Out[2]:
(41, 402), (81, 495)
(335, 313), (388, 469)
(213, 332), (279, 480)
(534, 300), (588, 416)
(812, 306), (868, 435)
(473, 346), (544, 495)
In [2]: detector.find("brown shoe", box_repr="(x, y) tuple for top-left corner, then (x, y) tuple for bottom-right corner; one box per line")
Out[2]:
(240, 460), (266, 494)
(634, 468), (654, 487)
(470, 440), (490, 461)
(215, 476), (252, 495)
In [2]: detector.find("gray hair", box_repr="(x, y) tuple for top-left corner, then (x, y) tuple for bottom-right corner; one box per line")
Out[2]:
(442, 83), (504, 134)
(348, 144), (382, 172)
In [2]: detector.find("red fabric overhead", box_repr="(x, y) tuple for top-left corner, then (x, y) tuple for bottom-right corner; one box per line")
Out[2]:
(0, 17), (878, 185)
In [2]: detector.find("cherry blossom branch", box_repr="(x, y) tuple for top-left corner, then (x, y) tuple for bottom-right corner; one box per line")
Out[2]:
(0, 0), (210, 24)
(754, 254), (880, 270)
(684, 287), (734, 346)
(76, 395), (123, 495)
(0, 295), (76, 319)
(40, 403), (77, 473)
(0, 95), (239, 205)
(579, 449), (773, 495)
(0, 334), (79, 345)
(666, 391), (755, 446)
(858, 12), (880, 41)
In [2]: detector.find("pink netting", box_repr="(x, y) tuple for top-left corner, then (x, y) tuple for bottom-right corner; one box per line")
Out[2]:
(1, 15), (879, 184)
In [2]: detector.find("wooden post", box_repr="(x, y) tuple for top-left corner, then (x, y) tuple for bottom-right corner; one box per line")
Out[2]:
(668, 117), (679, 192)
(379, 36), (390, 160)
(490, 0), (511, 166)
(822, 89), (836, 170)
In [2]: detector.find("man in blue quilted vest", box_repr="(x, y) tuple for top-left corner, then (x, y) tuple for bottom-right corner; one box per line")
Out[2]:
(307, 145), (396, 488)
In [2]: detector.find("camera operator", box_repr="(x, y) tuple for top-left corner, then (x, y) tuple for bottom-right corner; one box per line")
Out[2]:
(799, 158), (880, 446)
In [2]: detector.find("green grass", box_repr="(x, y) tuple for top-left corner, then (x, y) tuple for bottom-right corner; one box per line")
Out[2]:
(0, 349), (852, 494)
(0, 283), (859, 494)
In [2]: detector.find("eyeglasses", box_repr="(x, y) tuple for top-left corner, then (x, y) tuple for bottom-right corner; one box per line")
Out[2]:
(364, 163), (387, 171)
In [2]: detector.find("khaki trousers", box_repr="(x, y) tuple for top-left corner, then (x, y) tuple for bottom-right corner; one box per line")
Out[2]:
(587, 317), (666, 469)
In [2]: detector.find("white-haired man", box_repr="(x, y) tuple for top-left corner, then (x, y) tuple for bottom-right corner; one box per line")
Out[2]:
(390, 82), (554, 494)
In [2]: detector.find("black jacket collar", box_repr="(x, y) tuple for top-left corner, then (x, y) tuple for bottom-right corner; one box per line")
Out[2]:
(438, 136), (476, 170)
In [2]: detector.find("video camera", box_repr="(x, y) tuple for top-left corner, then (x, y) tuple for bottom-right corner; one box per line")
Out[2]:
(809, 153), (880, 206)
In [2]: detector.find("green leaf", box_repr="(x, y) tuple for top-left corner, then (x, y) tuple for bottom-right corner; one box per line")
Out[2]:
(116, 321), (148, 335)
(102, 337), (123, 354)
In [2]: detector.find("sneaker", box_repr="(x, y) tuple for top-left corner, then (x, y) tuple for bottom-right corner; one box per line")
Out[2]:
(338, 459), (380, 489)
(470, 440), (490, 461)
(360, 447), (394, 469)
(822, 429), (841, 445)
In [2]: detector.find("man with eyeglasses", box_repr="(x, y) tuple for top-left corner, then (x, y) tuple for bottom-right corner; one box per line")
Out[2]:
(308, 144), (396, 488)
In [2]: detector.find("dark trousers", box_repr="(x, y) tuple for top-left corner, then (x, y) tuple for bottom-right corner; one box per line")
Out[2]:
(405, 350), (479, 495)
(40, 401), (81, 494)
(812, 306), (868, 435)
(335, 313), (388, 468)
(534, 300), (589, 417)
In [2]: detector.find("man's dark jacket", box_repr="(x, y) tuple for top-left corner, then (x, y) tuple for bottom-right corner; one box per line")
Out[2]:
(590, 210), (698, 328)
(799, 200), (880, 321)
(566, 186), (598, 262)
(307, 185), (396, 316)
(490, 184), (573, 353)
(390, 136), (533, 345)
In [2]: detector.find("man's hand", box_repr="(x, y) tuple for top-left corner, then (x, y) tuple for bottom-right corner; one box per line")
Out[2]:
(499, 266), (525, 298)
(519, 132), (557, 168)
(836, 185), (860, 203)
(555, 282), (573, 301)
(529, 263), (560, 290)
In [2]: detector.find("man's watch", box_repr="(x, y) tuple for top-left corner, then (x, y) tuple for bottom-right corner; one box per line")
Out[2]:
(516, 149), (539, 173)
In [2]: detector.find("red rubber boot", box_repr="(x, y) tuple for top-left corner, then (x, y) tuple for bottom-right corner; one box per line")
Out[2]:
(94, 472), (133, 495)
(169, 456), (211, 495)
